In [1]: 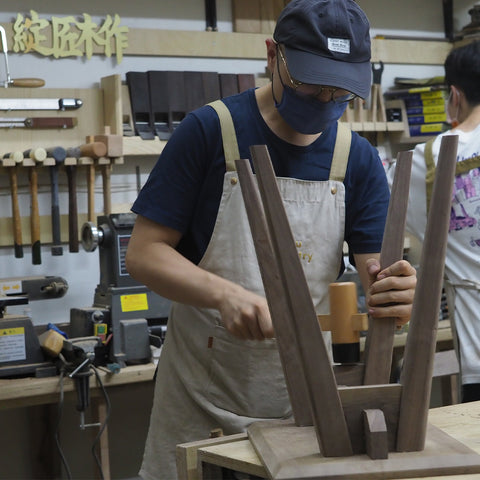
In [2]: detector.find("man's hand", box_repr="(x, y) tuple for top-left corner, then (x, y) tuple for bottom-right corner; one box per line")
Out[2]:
(366, 258), (417, 326)
(217, 284), (274, 341)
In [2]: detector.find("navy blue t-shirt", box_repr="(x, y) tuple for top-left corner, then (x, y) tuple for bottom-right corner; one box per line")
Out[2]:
(132, 89), (389, 265)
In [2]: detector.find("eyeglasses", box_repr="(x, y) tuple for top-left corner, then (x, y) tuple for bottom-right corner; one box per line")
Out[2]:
(277, 46), (356, 104)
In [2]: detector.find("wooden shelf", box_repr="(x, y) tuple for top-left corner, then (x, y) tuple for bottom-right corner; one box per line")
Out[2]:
(340, 121), (405, 133)
(112, 30), (455, 65)
(121, 122), (405, 155)
(0, 23), (453, 65)
(371, 37), (451, 65)
(397, 135), (436, 144)
(123, 136), (165, 157)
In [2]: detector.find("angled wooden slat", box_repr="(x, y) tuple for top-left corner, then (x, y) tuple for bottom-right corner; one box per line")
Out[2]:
(249, 145), (352, 457)
(397, 135), (459, 451)
(363, 150), (413, 385)
(235, 158), (312, 426)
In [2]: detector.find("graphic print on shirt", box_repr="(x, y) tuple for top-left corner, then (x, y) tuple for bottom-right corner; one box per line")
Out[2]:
(450, 161), (480, 248)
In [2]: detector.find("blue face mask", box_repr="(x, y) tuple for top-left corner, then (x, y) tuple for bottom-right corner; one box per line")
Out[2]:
(274, 84), (348, 134)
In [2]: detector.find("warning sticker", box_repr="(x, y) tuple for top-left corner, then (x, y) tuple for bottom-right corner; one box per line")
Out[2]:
(0, 327), (26, 362)
(0, 280), (22, 295)
(120, 293), (149, 312)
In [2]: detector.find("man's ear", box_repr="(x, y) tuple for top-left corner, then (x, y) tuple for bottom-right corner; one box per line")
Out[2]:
(266, 38), (277, 74)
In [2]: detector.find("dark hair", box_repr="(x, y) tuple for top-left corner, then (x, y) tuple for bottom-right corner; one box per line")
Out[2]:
(445, 40), (480, 105)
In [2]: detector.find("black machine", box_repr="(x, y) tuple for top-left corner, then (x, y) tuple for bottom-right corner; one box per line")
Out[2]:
(0, 275), (68, 378)
(71, 213), (170, 367)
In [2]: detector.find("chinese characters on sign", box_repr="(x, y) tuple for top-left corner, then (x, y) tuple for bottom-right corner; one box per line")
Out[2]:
(12, 11), (129, 64)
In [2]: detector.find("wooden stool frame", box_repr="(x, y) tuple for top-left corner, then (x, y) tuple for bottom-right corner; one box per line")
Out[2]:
(235, 135), (480, 479)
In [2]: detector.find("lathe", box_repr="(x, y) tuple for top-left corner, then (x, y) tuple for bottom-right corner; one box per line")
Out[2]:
(70, 213), (170, 367)
(0, 275), (68, 378)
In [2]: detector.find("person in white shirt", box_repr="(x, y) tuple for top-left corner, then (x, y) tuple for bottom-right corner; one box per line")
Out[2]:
(388, 40), (480, 403)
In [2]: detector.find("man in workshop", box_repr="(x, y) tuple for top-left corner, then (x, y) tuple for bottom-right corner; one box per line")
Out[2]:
(388, 40), (480, 403)
(126, 0), (417, 478)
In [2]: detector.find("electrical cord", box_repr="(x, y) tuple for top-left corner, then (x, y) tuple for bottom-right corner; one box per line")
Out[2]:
(54, 367), (73, 480)
(54, 352), (112, 480)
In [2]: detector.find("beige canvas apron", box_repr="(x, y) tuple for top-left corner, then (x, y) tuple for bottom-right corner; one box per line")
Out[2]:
(140, 103), (351, 480)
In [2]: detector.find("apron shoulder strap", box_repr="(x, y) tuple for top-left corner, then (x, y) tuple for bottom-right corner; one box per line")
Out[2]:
(424, 138), (436, 214)
(208, 101), (353, 179)
(329, 122), (352, 182)
(208, 100), (239, 172)
(425, 136), (480, 213)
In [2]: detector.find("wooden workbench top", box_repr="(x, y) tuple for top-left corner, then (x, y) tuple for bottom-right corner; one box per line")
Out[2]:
(190, 401), (480, 480)
(0, 362), (156, 410)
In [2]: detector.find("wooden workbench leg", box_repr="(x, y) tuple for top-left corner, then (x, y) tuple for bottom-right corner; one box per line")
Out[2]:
(91, 396), (111, 480)
(198, 461), (223, 480)
(28, 404), (61, 479)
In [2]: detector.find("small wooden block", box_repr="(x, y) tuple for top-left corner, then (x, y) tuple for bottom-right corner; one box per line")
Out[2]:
(39, 330), (65, 357)
(78, 156), (94, 165)
(2, 158), (16, 167)
(94, 133), (123, 157)
(363, 409), (388, 460)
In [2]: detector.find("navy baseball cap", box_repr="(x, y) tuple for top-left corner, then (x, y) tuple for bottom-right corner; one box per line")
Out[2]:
(273, 0), (372, 99)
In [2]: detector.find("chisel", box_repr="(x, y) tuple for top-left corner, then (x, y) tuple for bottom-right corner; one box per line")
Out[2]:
(24, 148), (47, 265)
(4, 151), (24, 258)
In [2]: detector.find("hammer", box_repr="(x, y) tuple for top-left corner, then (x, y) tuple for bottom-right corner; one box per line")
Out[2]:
(27, 165), (41, 265)
(45, 146), (76, 253)
(68, 141), (107, 222)
(24, 148), (47, 265)
(94, 127), (123, 215)
(4, 151), (24, 258)
(46, 147), (67, 256)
